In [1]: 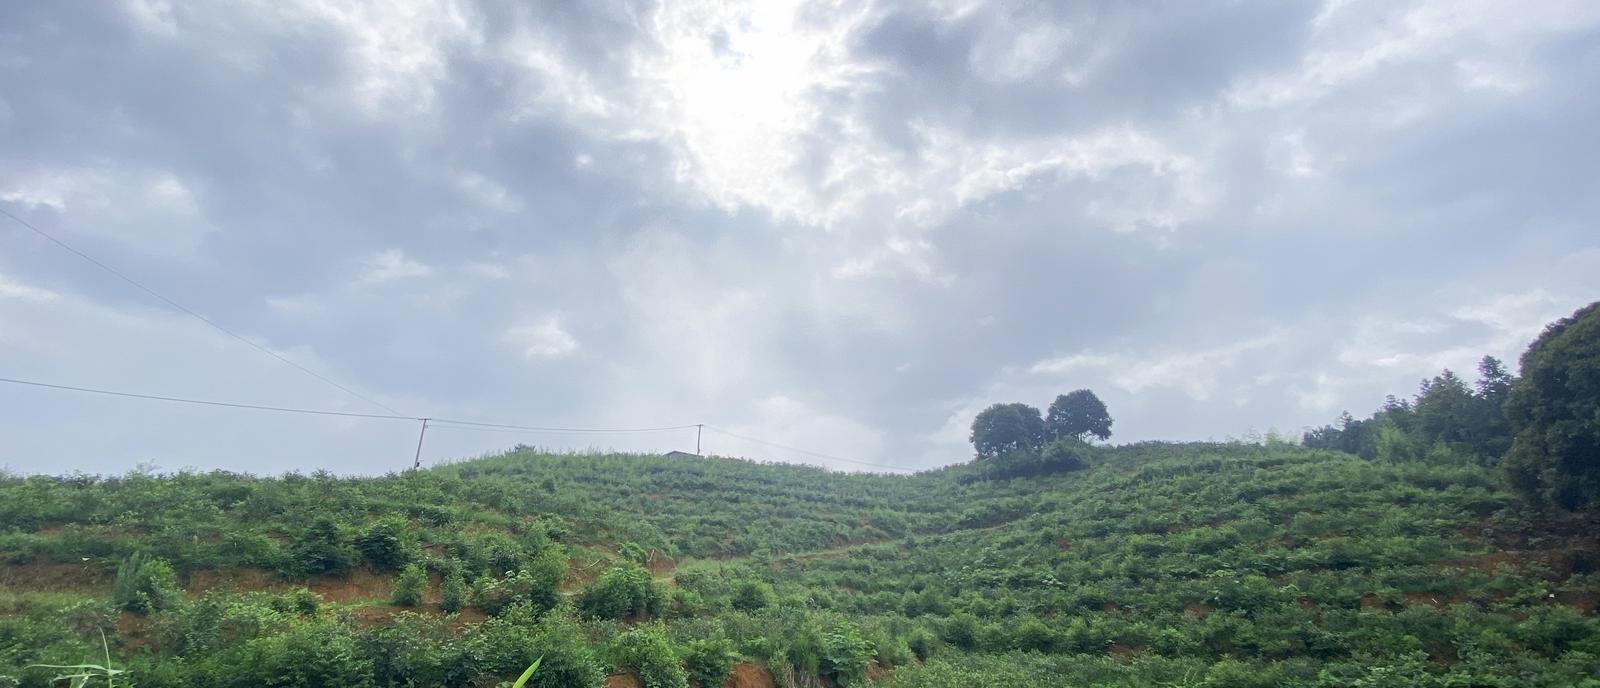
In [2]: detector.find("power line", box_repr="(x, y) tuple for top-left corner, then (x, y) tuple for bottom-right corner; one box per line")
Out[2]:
(0, 205), (403, 416)
(702, 425), (911, 471)
(0, 375), (701, 434)
(0, 376), (415, 421)
(0, 374), (913, 472)
(429, 419), (700, 434)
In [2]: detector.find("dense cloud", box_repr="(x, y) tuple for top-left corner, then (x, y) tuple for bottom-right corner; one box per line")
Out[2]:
(2, 0), (1597, 474)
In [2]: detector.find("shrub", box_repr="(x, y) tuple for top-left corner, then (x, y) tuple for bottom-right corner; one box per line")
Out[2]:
(355, 516), (414, 572)
(473, 549), (565, 617)
(287, 517), (357, 578)
(440, 568), (466, 613)
(390, 564), (427, 608)
(941, 613), (979, 651)
(619, 541), (649, 564)
(907, 628), (938, 660)
(112, 552), (179, 613)
(731, 579), (774, 612)
(609, 624), (687, 688)
(231, 618), (375, 688)
(579, 562), (661, 620)
(820, 621), (873, 687)
(681, 635), (737, 688)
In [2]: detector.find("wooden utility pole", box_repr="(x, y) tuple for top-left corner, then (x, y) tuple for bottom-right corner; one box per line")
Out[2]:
(696, 424), (703, 455)
(412, 418), (430, 470)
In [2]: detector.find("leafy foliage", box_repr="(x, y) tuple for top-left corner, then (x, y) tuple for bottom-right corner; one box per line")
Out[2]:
(1505, 300), (1600, 511)
(681, 634), (737, 688)
(355, 516), (415, 573)
(111, 553), (178, 614)
(609, 624), (687, 688)
(1045, 390), (1114, 442)
(579, 562), (661, 620)
(389, 563), (427, 608)
(969, 403), (1046, 458)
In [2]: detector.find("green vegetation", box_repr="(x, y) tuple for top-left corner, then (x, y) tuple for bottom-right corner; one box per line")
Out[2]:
(1504, 301), (1600, 511)
(0, 302), (1597, 687)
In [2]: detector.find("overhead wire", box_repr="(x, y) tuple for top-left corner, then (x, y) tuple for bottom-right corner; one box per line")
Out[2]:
(0, 376), (415, 421)
(0, 375), (912, 472)
(0, 207), (909, 471)
(429, 419), (700, 434)
(0, 205), (403, 416)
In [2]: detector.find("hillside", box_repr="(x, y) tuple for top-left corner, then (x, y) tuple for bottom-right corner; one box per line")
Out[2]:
(2, 442), (1597, 687)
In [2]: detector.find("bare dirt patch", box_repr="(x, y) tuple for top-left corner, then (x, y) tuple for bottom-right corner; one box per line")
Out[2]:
(605, 673), (642, 688)
(722, 662), (775, 688)
(0, 560), (111, 593)
(646, 549), (675, 576)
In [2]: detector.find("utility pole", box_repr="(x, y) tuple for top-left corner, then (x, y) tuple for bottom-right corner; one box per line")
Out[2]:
(696, 424), (703, 455)
(412, 418), (430, 470)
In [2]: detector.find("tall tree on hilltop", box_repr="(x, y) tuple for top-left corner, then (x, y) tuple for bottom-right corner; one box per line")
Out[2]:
(1045, 389), (1114, 442)
(1414, 369), (1477, 447)
(1503, 301), (1600, 511)
(969, 403), (1046, 458)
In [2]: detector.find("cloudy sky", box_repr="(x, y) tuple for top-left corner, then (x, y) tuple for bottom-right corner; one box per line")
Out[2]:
(2, 0), (1598, 475)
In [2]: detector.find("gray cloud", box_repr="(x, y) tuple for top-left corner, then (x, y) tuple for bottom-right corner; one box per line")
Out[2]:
(1, 0), (1598, 475)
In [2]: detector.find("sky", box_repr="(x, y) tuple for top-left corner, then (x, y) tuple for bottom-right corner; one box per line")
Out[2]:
(1, 0), (1598, 475)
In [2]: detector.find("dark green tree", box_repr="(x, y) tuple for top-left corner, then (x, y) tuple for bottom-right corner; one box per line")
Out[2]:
(1472, 355), (1516, 458)
(1504, 301), (1600, 510)
(1045, 389), (1114, 442)
(969, 403), (1046, 458)
(1414, 369), (1477, 447)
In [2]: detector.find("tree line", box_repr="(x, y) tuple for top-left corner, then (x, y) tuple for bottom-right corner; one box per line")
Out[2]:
(1303, 300), (1600, 512)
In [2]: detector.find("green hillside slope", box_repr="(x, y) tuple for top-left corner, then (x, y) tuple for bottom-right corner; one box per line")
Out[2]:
(2, 441), (1596, 687)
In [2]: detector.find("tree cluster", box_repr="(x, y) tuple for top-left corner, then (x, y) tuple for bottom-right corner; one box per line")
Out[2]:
(1305, 300), (1600, 513)
(969, 389), (1114, 460)
(1303, 355), (1516, 464)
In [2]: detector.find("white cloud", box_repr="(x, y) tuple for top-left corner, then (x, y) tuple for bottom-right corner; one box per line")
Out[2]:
(357, 249), (433, 285)
(1031, 333), (1285, 401)
(0, 166), (210, 254)
(501, 2), (1209, 246)
(466, 261), (512, 280)
(0, 273), (59, 303)
(502, 316), (578, 359)
(1228, 0), (1600, 110)
(710, 394), (889, 471)
(453, 171), (521, 213)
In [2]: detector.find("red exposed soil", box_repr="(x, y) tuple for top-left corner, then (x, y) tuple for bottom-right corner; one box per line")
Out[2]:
(646, 549), (676, 576)
(0, 560), (110, 593)
(563, 555), (609, 591)
(605, 673), (642, 688)
(116, 611), (151, 650)
(722, 663), (775, 688)
(183, 568), (395, 603)
(1555, 591), (1599, 614)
